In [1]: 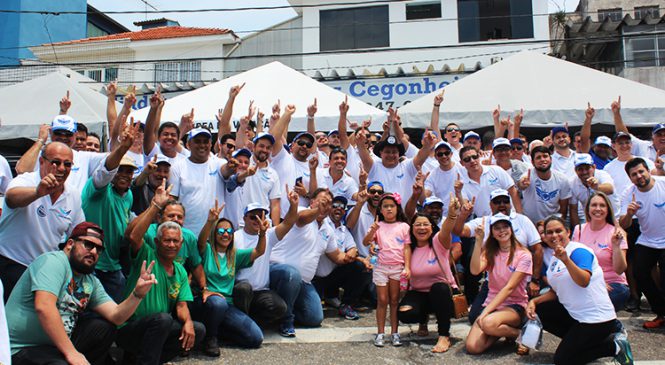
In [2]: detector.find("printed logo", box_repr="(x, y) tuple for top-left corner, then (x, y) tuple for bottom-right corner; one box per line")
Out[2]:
(395, 237), (405, 245)
(396, 173), (404, 179)
(260, 170), (271, 181)
(427, 257), (437, 265)
(597, 242), (609, 250)
(535, 186), (559, 202)
(168, 282), (181, 300)
(320, 231), (330, 241)
(71, 166), (80, 172)
(488, 176), (498, 185)
(208, 169), (217, 176)
(508, 265), (516, 272)
(654, 201), (665, 208)
(57, 208), (72, 218)
(37, 205), (47, 217)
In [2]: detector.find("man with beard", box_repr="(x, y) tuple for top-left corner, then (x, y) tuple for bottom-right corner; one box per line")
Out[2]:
(308, 147), (359, 204)
(550, 126), (577, 175)
(0, 142), (85, 301)
(313, 196), (371, 321)
(347, 182), (383, 259)
(143, 88), (189, 165)
(518, 146), (572, 223)
(130, 154), (171, 216)
(6, 222), (157, 365)
(218, 134), (236, 160)
(82, 124), (141, 301)
(569, 154), (619, 228)
(612, 96), (665, 163)
(619, 157), (665, 329)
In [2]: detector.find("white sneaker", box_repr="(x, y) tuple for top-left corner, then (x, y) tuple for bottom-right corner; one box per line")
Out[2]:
(391, 333), (402, 347)
(374, 333), (385, 347)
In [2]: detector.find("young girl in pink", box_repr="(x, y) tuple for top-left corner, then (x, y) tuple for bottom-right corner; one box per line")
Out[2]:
(363, 193), (411, 347)
(466, 213), (532, 355)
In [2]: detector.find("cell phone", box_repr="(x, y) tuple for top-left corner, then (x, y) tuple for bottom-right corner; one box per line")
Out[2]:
(295, 177), (303, 185)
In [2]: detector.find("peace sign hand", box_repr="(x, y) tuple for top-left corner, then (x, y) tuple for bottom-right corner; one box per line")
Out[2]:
(207, 199), (224, 223)
(134, 260), (157, 298)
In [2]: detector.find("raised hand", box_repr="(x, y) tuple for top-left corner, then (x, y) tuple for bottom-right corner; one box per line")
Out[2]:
(207, 199), (224, 223)
(38, 124), (50, 142)
(152, 178), (173, 208)
(422, 131), (436, 149)
(123, 86), (137, 109)
(339, 95), (349, 115)
(59, 90), (71, 114)
(412, 171), (424, 198)
(518, 169), (532, 190)
(36, 173), (60, 197)
(585, 102), (595, 120)
(247, 100), (256, 120)
(309, 155), (319, 170)
(286, 184), (299, 206)
(225, 157), (239, 174)
(107, 81), (118, 96)
(180, 108), (195, 135)
(454, 173), (464, 195)
(359, 163), (368, 185)
(307, 98), (318, 117)
(554, 243), (568, 263)
(368, 215), (380, 236)
(626, 193), (640, 216)
(475, 217), (485, 239)
(611, 226), (625, 247)
(611, 95), (621, 114)
(272, 99), (281, 115)
(362, 117), (372, 129)
(448, 192), (460, 217)
(434, 89), (444, 106)
(284, 104), (296, 116)
(246, 165), (257, 177)
(585, 176), (599, 190)
(492, 104), (501, 121)
(120, 117), (141, 148)
(258, 210), (270, 233)
(229, 82), (245, 98)
(514, 108), (524, 124)
(356, 189), (369, 204)
(461, 196), (475, 217)
(144, 154), (158, 175)
(149, 86), (163, 109)
(133, 260), (157, 298)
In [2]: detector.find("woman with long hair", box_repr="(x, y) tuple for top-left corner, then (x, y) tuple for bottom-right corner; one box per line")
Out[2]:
(465, 213), (532, 355)
(193, 202), (268, 356)
(572, 192), (629, 311)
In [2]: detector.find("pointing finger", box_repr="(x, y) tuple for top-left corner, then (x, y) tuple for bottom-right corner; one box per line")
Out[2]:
(471, 196), (476, 205)
(632, 193), (636, 202)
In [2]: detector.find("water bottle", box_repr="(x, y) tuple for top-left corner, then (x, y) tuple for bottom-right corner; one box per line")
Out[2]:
(369, 255), (378, 266)
(399, 272), (409, 291)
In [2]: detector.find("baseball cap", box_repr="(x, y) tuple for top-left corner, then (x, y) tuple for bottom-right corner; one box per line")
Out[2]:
(188, 127), (211, 141)
(574, 153), (594, 167)
(653, 123), (665, 134)
(232, 148), (252, 159)
(551, 126), (569, 136)
(593, 136), (612, 147)
(434, 141), (452, 151)
(119, 155), (138, 169)
(367, 181), (384, 190)
(463, 131), (480, 142)
(332, 195), (348, 207)
(613, 131), (631, 141)
(423, 196), (444, 208)
(243, 202), (269, 216)
(60, 222), (105, 249)
(489, 189), (510, 201)
(328, 130), (339, 136)
(509, 138), (524, 145)
(51, 115), (77, 134)
(293, 132), (315, 143)
(154, 154), (171, 166)
(252, 132), (276, 145)
(492, 137), (511, 149)
(490, 213), (512, 226)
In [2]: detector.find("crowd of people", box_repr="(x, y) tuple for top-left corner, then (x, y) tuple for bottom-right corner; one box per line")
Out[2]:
(1, 83), (664, 365)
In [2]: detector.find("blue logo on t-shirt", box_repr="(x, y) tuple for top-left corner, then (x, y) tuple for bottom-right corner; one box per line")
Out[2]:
(536, 186), (559, 202)
(427, 257), (437, 265)
(37, 205), (46, 217)
(395, 237), (405, 245)
(488, 176), (498, 185)
(396, 173), (404, 179)
(508, 265), (516, 272)
(654, 201), (665, 208)
(56, 208), (71, 218)
(597, 242), (609, 249)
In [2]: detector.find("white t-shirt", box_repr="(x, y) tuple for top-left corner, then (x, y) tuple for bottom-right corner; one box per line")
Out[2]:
(169, 156), (226, 234)
(466, 212), (541, 247)
(350, 204), (375, 258)
(313, 168), (358, 203)
(570, 169), (620, 219)
(546, 241), (616, 323)
(234, 228), (278, 291)
(460, 165), (514, 218)
(124, 149), (145, 178)
(0, 154), (12, 196)
(316, 223), (357, 277)
(0, 172), (85, 266)
(144, 144), (187, 165)
(242, 164), (282, 211)
(270, 211), (338, 283)
(368, 158), (418, 208)
(271, 147), (312, 213)
(33, 150), (107, 194)
(424, 163), (463, 216)
(346, 145), (381, 184)
(620, 176), (665, 249)
(604, 157), (655, 208)
(521, 168), (572, 223)
(551, 150), (576, 176)
(631, 135), (658, 162)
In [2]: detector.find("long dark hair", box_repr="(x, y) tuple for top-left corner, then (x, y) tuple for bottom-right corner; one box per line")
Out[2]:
(377, 194), (408, 223)
(483, 221), (523, 270)
(409, 213), (440, 251)
(209, 218), (236, 271)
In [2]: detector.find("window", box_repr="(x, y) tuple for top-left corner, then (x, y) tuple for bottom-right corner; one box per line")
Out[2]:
(635, 6), (659, 20)
(624, 24), (665, 67)
(154, 61), (201, 82)
(406, 2), (442, 20)
(457, 0), (533, 42)
(87, 70), (102, 82)
(320, 6), (389, 51)
(86, 22), (109, 38)
(598, 8), (622, 22)
(104, 68), (118, 82)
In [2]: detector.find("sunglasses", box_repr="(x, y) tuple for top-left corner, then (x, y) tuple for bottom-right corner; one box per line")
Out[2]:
(43, 156), (73, 168)
(492, 198), (510, 205)
(512, 145), (523, 151)
(225, 143), (236, 150)
(296, 140), (313, 148)
(332, 202), (346, 209)
(368, 189), (384, 195)
(436, 150), (452, 158)
(53, 131), (74, 137)
(217, 228), (234, 235)
(446, 127), (460, 132)
(462, 155), (480, 163)
(78, 239), (105, 253)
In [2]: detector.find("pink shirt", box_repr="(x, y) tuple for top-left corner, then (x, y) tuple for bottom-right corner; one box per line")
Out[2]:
(483, 249), (532, 309)
(409, 235), (458, 292)
(573, 223), (628, 285)
(374, 221), (410, 266)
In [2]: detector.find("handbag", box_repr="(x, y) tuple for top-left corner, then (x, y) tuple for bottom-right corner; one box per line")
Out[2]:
(431, 246), (469, 318)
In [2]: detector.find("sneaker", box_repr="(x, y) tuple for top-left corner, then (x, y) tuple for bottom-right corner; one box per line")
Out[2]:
(374, 333), (385, 347)
(279, 324), (296, 337)
(339, 304), (360, 320)
(643, 316), (665, 329)
(614, 320), (628, 338)
(391, 333), (403, 347)
(325, 297), (342, 308)
(625, 297), (641, 312)
(203, 336), (220, 357)
(613, 333), (634, 365)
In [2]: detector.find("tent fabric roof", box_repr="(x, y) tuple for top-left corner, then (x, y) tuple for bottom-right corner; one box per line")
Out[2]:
(131, 61), (387, 132)
(49, 26), (235, 46)
(399, 51), (665, 130)
(0, 72), (119, 140)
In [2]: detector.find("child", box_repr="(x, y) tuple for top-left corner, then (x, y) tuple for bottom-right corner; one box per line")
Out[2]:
(363, 193), (411, 347)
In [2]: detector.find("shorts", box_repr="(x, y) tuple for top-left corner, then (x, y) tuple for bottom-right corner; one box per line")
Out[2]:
(479, 304), (527, 327)
(373, 263), (404, 286)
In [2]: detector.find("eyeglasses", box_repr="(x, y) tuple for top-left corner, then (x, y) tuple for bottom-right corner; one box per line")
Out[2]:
(225, 143), (236, 150)
(296, 140), (313, 148)
(494, 146), (511, 153)
(78, 239), (105, 253)
(368, 189), (384, 195)
(413, 222), (432, 228)
(332, 202), (346, 209)
(42, 156), (73, 168)
(436, 150), (452, 158)
(446, 127), (460, 132)
(217, 228), (234, 235)
(491, 198), (510, 205)
(369, 140), (378, 146)
(512, 145), (523, 151)
(462, 155), (479, 163)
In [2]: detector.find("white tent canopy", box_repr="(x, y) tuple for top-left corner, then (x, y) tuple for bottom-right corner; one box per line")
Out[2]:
(132, 61), (386, 133)
(0, 72), (117, 140)
(400, 51), (665, 130)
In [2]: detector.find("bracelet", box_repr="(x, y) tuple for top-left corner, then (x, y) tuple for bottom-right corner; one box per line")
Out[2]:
(132, 290), (145, 299)
(151, 201), (163, 210)
(433, 104), (441, 107)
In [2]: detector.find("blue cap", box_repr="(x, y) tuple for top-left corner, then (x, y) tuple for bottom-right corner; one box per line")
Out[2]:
(244, 202), (269, 216)
(551, 126), (569, 136)
(463, 131), (480, 141)
(434, 141), (452, 151)
(593, 136), (612, 147)
(51, 115), (77, 134)
(188, 127), (211, 141)
(332, 195), (348, 206)
(423, 196), (444, 207)
(367, 181), (384, 190)
(490, 213), (512, 226)
(509, 138), (523, 145)
(653, 123), (665, 134)
(253, 132), (275, 145)
(293, 132), (315, 143)
(232, 148), (252, 159)
(574, 153), (594, 167)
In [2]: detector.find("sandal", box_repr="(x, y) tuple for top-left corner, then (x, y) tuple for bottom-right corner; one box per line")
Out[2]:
(516, 343), (530, 356)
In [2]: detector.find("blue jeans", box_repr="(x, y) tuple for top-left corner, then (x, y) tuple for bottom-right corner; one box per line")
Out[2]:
(190, 295), (263, 348)
(608, 282), (630, 312)
(269, 263), (323, 328)
(95, 269), (126, 303)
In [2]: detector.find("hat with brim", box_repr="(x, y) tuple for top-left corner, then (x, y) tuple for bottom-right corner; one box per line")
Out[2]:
(243, 202), (269, 216)
(423, 196), (444, 208)
(613, 131), (631, 142)
(51, 115), (77, 134)
(188, 127), (212, 141)
(509, 138), (524, 145)
(434, 141), (452, 151)
(293, 132), (315, 144)
(489, 213), (512, 226)
(593, 136), (612, 148)
(328, 130), (339, 136)
(463, 131), (480, 142)
(574, 153), (594, 167)
(332, 195), (348, 207)
(373, 135), (405, 157)
(252, 132), (276, 145)
(232, 148), (252, 159)
(59, 222), (104, 249)
(154, 154), (171, 166)
(492, 137), (511, 150)
(119, 155), (138, 170)
(489, 189), (510, 201)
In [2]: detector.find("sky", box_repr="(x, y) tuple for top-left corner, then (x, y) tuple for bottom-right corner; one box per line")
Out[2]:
(89, 0), (580, 37)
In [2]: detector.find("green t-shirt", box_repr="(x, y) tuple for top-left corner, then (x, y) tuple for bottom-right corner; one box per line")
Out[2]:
(144, 223), (202, 270)
(123, 244), (193, 322)
(6, 251), (111, 354)
(201, 243), (253, 304)
(82, 176), (133, 271)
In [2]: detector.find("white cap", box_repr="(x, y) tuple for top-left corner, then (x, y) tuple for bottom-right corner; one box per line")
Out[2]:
(51, 115), (77, 134)
(188, 127), (212, 141)
(434, 141), (452, 151)
(593, 136), (612, 147)
(423, 196), (444, 207)
(244, 202), (269, 216)
(463, 131), (480, 141)
(489, 188), (510, 201)
(154, 154), (171, 166)
(489, 213), (511, 226)
(492, 137), (511, 149)
(574, 153), (594, 167)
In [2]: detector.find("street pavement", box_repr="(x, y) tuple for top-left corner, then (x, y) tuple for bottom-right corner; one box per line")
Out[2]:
(173, 306), (665, 365)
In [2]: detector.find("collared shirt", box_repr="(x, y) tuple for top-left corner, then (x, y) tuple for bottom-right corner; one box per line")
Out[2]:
(313, 168), (358, 204)
(315, 223), (357, 278)
(460, 165), (514, 218)
(552, 150), (576, 176)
